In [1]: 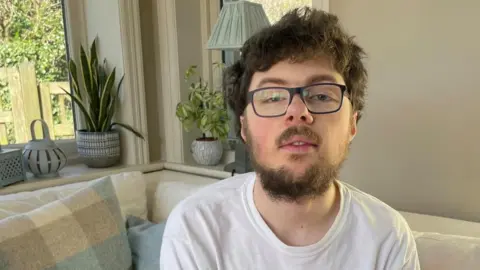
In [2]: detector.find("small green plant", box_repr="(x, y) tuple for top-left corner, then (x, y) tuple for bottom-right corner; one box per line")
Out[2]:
(176, 63), (230, 141)
(61, 38), (144, 139)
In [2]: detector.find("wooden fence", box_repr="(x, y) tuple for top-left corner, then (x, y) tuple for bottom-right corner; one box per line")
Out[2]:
(0, 62), (74, 145)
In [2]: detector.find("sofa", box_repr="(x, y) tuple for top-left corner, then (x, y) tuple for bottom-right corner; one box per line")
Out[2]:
(0, 163), (478, 269)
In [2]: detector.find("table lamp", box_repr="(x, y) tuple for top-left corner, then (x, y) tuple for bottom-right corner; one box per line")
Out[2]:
(207, 0), (270, 174)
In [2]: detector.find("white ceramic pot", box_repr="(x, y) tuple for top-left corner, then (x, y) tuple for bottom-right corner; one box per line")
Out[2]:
(191, 138), (223, 166)
(23, 119), (67, 178)
(76, 130), (121, 168)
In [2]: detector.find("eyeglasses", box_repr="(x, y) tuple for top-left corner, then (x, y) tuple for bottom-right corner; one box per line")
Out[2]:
(247, 83), (347, 117)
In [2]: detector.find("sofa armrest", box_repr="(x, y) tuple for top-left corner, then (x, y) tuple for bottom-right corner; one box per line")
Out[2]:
(399, 211), (480, 238)
(147, 170), (217, 223)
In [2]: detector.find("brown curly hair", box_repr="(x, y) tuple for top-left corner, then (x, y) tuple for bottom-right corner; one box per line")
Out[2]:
(222, 7), (368, 138)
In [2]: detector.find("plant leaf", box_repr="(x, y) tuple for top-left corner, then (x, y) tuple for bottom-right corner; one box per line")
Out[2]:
(60, 87), (96, 131)
(97, 58), (108, 92)
(90, 38), (98, 70)
(89, 57), (100, 125)
(101, 75), (124, 131)
(80, 45), (93, 101)
(110, 122), (144, 139)
(200, 115), (208, 128)
(68, 59), (82, 100)
(181, 106), (187, 118)
(98, 68), (116, 130)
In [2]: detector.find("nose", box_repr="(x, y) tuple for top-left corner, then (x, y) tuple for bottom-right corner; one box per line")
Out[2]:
(284, 94), (314, 125)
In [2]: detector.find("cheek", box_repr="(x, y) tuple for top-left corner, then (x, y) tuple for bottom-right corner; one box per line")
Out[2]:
(316, 112), (351, 149)
(246, 118), (276, 155)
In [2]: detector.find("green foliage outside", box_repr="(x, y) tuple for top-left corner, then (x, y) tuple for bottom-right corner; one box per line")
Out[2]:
(0, 0), (71, 143)
(248, 0), (312, 23)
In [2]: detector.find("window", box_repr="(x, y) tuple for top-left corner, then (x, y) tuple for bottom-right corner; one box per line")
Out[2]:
(0, 0), (74, 146)
(248, 0), (312, 24)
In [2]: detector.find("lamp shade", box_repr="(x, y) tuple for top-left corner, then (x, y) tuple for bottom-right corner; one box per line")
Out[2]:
(207, 0), (270, 50)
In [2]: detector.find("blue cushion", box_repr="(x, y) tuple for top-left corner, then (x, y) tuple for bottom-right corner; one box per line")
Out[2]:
(126, 216), (166, 270)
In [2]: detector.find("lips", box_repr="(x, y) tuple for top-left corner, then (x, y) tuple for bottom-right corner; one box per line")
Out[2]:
(283, 141), (317, 147)
(280, 136), (318, 148)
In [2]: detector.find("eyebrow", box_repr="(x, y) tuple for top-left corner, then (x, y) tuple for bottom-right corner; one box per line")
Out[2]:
(255, 74), (339, 88)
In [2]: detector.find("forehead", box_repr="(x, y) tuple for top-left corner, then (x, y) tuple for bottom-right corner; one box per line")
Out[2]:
(249, 58), (345, 91)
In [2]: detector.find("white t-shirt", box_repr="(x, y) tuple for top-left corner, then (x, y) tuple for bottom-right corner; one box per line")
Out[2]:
(160, 172), (420, 270)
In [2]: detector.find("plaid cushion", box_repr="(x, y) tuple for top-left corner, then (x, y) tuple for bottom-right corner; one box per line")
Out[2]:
(0, 177), (132, 270)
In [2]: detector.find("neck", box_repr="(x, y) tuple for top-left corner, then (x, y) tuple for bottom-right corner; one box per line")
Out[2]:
(253, 176), (340, 247)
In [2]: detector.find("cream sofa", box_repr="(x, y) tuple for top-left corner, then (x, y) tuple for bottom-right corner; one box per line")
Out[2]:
(0, 162), (479, 269)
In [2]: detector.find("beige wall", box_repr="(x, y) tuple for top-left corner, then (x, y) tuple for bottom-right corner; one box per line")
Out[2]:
(331, 0), (480, 222)
(140, 0), (164, 162)
(140, 0), (213, 164)
(175, 0), (205, 165)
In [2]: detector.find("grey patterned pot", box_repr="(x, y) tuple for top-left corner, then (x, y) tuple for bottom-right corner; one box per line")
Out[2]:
(191, 138), (223, 166)
(76, 130), (121, 168)
(23, 119), (67, 178)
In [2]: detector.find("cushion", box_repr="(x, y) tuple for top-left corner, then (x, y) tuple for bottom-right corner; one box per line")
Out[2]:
(414, 231), (480, 270)
(153, 179), (210, 223)
(145, 170), (218, 222)
(0, 177), (132, 269)
(400, 211), (480, 238)
(0, 171), (147, 221)
(126, 216), (166, 270)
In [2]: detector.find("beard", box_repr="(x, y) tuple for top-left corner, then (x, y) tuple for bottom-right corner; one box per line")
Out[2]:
(244, 124), (350, 203)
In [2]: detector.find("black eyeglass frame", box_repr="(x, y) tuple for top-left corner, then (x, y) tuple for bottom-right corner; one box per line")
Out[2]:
(246, 82), (348, 118)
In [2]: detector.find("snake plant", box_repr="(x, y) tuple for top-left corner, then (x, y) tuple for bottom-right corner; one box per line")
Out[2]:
(61, 38), (144, 139)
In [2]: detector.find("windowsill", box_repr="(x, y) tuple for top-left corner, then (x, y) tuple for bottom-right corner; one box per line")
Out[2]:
(0, 150), (237, 195)
(0, 162), (163, 196)
(24, 163), (125, 182)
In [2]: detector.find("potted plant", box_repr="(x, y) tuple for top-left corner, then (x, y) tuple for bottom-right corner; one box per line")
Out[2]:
(62, 38), (144, 168)
(176, 63), (230, 166)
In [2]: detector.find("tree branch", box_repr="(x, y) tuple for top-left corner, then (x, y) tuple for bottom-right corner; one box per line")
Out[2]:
(0, 0), (15, 41)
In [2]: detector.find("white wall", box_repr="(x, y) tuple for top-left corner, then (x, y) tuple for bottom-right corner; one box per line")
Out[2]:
(331, 0), (480, 222)
(85, 0), (124, 78)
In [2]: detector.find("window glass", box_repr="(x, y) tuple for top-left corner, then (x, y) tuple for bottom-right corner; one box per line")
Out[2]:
(248, 0), (312, 23)
(0, 0), (74, 145)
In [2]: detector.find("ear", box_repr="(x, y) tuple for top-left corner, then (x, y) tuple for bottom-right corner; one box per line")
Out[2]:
(240, 115), (246, 142)
(349, 111), (358, 142)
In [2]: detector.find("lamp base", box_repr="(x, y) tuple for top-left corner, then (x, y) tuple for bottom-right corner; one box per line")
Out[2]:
(223, 139), (253, 175)
(224, 161), (251, 175)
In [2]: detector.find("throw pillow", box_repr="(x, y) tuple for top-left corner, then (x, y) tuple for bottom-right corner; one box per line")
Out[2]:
(0, 171), (147, 221)
(127, 216), (167, 270)
(0, 177), (132, 270)
(414, 231), (480, 270)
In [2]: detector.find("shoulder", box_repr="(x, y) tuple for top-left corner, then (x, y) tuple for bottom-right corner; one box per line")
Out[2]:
(340, 181), (419, 266)
(163, 172), (254, 238)
(340, 181), (413, 236)
(176, 172), (253, 211)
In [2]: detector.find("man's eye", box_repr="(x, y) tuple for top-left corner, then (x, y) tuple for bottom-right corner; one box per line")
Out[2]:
(310, 94), (333, 101)
(264, 96), (285, 102)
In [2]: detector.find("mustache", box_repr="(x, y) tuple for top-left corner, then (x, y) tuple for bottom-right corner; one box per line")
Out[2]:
(276, 126), (321, 146)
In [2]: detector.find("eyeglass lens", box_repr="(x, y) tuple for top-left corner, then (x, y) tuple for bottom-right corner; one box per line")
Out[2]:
(252, 84), (343, 116)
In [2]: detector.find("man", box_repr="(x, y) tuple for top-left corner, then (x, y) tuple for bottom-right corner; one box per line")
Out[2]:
(160, 7), (420, 270)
